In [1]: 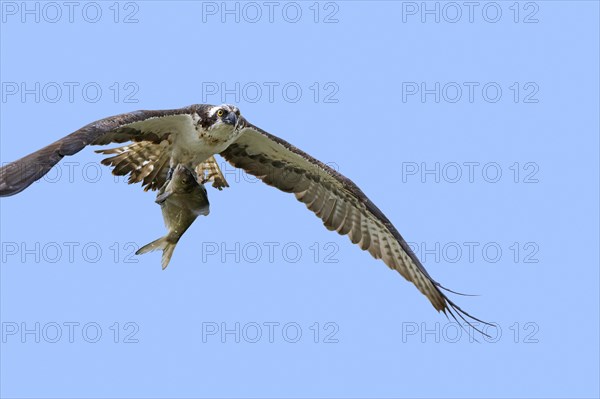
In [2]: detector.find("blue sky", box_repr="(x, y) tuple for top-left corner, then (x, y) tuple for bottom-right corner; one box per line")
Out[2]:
(1, 1), (599, 398)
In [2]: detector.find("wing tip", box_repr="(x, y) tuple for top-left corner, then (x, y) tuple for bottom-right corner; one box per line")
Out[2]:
(438, 293), (493, 342)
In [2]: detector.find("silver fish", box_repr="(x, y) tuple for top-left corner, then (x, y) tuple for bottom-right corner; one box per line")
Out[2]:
(136, 164), (209, 269)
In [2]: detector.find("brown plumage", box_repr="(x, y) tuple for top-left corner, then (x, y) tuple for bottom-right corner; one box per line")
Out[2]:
(221, 123), (489, 331)
(0, 104), (488, 335)
(196, 157), (229, 190)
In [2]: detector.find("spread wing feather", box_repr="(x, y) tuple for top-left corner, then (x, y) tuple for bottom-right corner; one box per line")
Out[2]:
(0, 105), (208, 196)
(0, 104), (487, 333)
(95, 140), (173, 191)
(221, 123), (488, 332)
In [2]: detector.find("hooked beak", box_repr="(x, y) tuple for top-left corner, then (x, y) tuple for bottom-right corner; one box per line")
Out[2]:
(224, 112), (237, 126)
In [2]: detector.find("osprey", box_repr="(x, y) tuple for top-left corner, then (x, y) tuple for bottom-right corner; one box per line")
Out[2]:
(0, 103), (487, 333)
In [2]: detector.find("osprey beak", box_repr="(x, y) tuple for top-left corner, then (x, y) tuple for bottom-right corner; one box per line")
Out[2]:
(224, 112), (237, 126)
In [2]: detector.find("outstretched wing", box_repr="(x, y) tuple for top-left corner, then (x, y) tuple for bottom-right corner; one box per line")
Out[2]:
(95, 142), (229, 192)
(95, 141), (172, 191)
(0, 105), (208, 196)
(221, 123), (487, 330)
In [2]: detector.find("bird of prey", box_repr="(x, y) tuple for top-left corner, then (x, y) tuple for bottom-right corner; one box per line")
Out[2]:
(0, 103), (488, 332)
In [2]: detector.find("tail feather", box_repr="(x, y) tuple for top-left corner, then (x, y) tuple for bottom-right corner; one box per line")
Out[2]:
(135, 236), (177, 270)
(95, 141), (171, 191)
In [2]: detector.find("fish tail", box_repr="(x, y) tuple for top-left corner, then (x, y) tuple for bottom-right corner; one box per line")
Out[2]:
(136, 236), (177, 270)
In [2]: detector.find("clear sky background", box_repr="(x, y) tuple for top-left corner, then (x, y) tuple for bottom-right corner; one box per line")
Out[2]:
(1, 1), (598, 398)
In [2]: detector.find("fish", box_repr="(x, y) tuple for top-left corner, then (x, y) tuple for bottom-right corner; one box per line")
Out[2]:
(136, 164), (210, 269)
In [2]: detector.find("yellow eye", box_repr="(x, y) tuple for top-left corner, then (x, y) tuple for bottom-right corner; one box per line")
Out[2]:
(217, 109), (224, 117)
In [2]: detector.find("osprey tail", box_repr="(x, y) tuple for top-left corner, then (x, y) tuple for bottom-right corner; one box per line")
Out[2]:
(136, 236), (177, 270)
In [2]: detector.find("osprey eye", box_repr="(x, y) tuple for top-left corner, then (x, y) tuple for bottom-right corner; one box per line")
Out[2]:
(217, 109), (226, 117)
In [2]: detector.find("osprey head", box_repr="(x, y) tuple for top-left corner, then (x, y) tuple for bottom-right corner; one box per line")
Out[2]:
(202, 104), (245, 140)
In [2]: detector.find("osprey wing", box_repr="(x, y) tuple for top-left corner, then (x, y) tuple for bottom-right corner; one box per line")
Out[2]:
(221, 122), (488, 333)
(0, 105), (208, 196)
